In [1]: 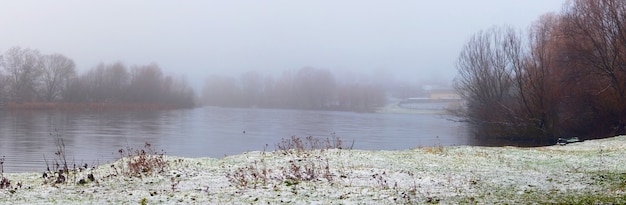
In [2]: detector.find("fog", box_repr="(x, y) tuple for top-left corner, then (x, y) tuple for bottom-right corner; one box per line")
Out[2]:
(0, 0), (564, 89)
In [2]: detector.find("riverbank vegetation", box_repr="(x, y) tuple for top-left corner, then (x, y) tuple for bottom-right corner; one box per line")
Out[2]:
(1, 135), (626, 204)
(455, 0), (626, 144)
(201, 67), (388, 112)
(0, 48), (195, 110)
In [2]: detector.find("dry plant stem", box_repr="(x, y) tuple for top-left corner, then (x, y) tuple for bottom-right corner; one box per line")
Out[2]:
(275, 135), (350, 154)
(41, 131), (102, 185)
(50, 130), (69, 174)
(0, 155), (4, 177)
(43, 154), (50, 172)
(228, 136), (347, 190)
(0, 156), (8, 189)
(39, 139), (167, 187)
(118, 142), (168, 177)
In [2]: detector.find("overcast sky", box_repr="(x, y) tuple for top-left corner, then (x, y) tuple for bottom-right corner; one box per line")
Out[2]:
(0, 1), (565, 88)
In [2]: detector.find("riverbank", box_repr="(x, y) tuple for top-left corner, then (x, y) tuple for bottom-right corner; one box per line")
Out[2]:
(375, 102), (449, 115)
(1, 136), (626, 204)
(0, 102), (189, 111)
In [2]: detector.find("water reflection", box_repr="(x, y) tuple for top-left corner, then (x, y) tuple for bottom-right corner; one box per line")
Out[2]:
(0, 107), (468, 172)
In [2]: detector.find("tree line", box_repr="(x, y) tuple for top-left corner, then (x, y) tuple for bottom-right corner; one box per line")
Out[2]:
(201, 67), (387, 112)
(455, 0), (626, 144)
(0, 46), (195, 108)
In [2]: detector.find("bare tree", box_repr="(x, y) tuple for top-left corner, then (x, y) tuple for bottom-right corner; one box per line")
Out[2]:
(260, 75), (277, 107)
(454, 26), (517, 131)
(240, 71), (262, 107)
(0, 47), (44, 102)
(0, 72), (8, 103)
(63, 75), (88, 103)
(336, 83), (386, 112)
(201, 68), (384, 111)
(274, 69), (297, 108)
(294, 67), (336, 110)
(559, 0), (626, 136)
(41, 54), (76, 102)
(103, 62), (129, 102)
(129, 63), (163, 103)
(502, 13), (567, 140)
(81, 63), (107, 102)
(202, 74), (241, 107)
(162, 74), (195, 107)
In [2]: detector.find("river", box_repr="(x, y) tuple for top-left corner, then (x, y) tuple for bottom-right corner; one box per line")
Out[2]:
(0, 107), (468, 172)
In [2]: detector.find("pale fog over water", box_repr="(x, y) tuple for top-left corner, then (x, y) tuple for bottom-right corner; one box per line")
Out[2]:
(0, 107), (468, 172)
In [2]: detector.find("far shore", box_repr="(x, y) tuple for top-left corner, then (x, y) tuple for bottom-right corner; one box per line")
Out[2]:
(0, 102), (189, 111)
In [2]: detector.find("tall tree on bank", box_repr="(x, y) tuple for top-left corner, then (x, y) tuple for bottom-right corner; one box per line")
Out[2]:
(513, 14), (564, 141)
(0, 47), (43, 102)
(41, 54), (76, 102)
(559, 0), (626, 136)
(454, 26), (518, 138)
(456, 0), (626, 142)
(455, 23), (564, 143)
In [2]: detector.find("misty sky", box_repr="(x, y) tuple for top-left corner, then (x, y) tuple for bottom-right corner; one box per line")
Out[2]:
(0, 1), (565, 88)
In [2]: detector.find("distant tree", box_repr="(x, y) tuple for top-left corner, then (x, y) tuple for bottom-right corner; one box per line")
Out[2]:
(0, 72), (8, 103)
(162, 74), (195, 108)
(201, 68), (387, 112)
(240, 71), (262, 107)
(102, 62), (129, 102)
(260, 75), (277, 107)
(40, 54), (76, 102)
(336, 83), (386, 112)
(0, 47), (44, 102)
(63, 76), (89, 102)
(81, 63), (105, 101)
(129, 63), (163, 103)
(294, 67), (336, 109)
(274, 69), (297, 108)
(202, 75), (242, 107)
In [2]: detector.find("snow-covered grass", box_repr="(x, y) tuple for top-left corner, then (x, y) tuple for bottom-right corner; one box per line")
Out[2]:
(1, 136), (626, 204)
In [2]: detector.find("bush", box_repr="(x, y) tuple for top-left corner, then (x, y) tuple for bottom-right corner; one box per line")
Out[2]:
(117, 142), (168, 177)
(227, 135), (350, 189)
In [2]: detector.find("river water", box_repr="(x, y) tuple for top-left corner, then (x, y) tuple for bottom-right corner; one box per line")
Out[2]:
(0, 107), (468, 172)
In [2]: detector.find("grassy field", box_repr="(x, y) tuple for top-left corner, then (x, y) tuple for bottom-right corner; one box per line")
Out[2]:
(1, 136), (625, 204)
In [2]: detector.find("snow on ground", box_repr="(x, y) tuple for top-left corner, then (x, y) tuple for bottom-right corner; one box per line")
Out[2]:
(1, 136), (626, 204)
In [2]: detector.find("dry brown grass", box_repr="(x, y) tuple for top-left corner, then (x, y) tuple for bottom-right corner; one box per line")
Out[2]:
(421, 146), (445, 154)
(38, 131), (167, 187)
(417, 136), (446, 154)
(227, 136), (346, 189)
(117, 143), (168, 177)
(275, 135), (353, 154)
